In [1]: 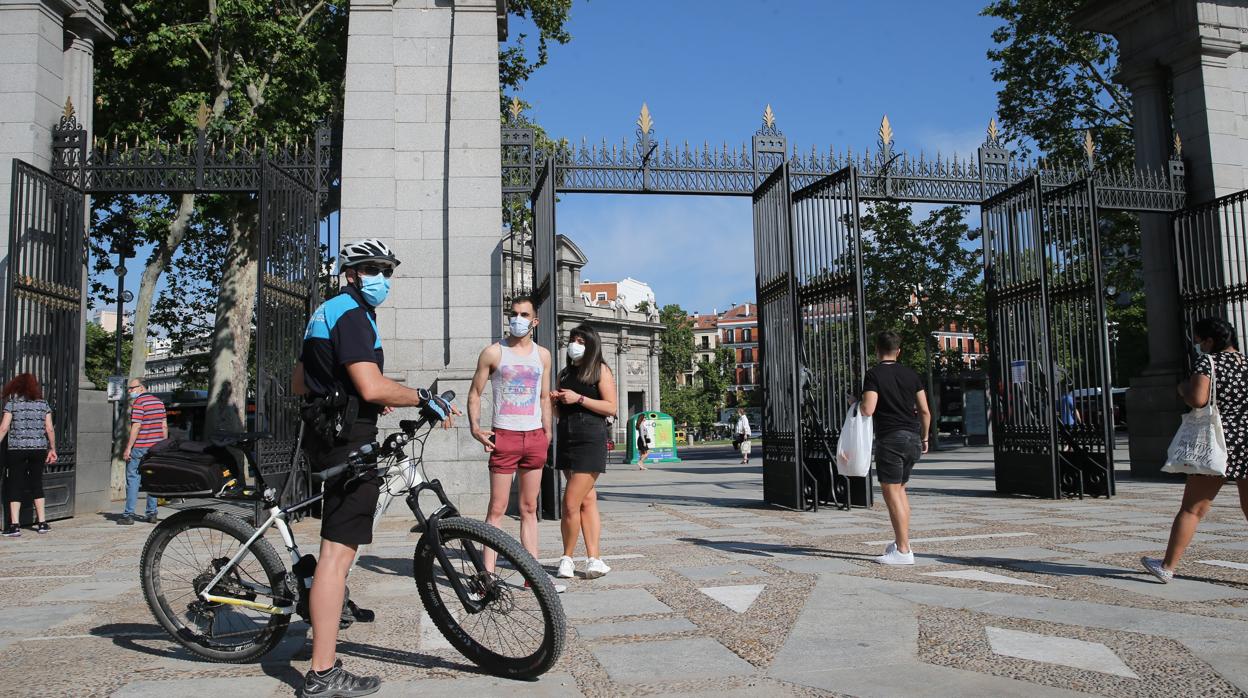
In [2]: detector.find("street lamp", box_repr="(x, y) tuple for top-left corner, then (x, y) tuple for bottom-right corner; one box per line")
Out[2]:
(1105, 285), (1119, 387)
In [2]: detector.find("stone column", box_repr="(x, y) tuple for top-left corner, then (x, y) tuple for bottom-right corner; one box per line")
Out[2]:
(1120, 64), (1190, 477)
(341, 0), (504, 515)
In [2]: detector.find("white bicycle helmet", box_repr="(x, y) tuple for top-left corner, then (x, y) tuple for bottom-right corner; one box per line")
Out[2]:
(339, 238), (401, 270)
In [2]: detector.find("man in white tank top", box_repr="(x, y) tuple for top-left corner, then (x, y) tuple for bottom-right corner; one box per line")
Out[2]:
(468, 295), (559, 587)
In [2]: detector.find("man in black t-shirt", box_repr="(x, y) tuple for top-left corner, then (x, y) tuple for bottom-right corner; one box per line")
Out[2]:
(860, 330), (931, 565)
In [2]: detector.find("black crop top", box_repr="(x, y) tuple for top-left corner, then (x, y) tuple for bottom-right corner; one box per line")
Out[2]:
(558, 365), (603, 417)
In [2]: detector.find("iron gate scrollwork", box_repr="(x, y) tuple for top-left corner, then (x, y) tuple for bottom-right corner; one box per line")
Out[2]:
(791, 165), (871, 509)
(1175, 189), (1248, 358)
(983, 174), (1114, 499)
(255, 160), (318, 510)
(753, 164), (807, 510)
(4, 160), (86, 521)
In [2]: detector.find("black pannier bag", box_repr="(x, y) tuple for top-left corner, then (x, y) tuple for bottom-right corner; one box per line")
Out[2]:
(139, 439), (239, 497)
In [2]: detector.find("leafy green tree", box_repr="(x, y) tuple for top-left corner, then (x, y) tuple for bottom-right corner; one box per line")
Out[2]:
(984, 0), (1147, 383)
(657, 304), (694, 385)
(84, 322), (133, 391)
(95, 0), (349, 435)
(859, 202), (983, 378)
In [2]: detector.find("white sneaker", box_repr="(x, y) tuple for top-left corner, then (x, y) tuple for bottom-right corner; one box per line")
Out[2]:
(874, 548), (916, 565)
(555, 556), (575, 579)
(1141, 556), (1173, 584)
(884, 541), (897, 555)
(584, 557), (611, 579)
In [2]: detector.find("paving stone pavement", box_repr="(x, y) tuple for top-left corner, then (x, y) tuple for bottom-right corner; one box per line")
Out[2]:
(1, 444), (1247, 696)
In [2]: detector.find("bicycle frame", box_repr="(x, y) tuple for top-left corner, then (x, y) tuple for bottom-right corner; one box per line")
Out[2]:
(197, 430), (488, 616)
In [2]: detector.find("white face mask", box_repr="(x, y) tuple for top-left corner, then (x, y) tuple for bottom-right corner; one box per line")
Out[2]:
(567, 342), (586, 362)
(509, 316), (532, 338)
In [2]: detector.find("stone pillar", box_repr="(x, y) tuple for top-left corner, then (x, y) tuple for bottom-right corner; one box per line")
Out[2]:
(341, 0), (504, 515)
(1121, 65), (1190, 477)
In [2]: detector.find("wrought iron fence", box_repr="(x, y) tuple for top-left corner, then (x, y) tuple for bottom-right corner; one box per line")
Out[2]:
(1176, 188), (1248, 356)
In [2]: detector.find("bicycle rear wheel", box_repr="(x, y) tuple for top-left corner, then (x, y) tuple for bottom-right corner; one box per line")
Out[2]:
(140, 509), (295, 663)
(414, 517), (565, 678)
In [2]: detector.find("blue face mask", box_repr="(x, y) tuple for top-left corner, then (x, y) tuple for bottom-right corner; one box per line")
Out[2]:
(358, 273), (390, 307)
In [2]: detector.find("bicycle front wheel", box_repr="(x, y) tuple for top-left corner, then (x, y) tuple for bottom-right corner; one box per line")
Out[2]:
(414, 517), (566, 678)
(140, 509), (295, 663)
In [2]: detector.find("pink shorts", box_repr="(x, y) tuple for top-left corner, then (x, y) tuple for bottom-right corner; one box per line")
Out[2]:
(488, 428), (549, 473)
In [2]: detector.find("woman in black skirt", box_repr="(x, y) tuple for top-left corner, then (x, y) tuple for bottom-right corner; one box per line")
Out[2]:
(552, 324), (618, 580)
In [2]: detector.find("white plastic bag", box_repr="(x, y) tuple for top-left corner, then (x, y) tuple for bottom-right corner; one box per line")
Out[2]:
(836, 402), (874, 478)
(1164, 358), (1229, 477)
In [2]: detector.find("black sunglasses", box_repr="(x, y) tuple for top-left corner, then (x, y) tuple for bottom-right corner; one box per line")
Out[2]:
(355, 264), (394, 278)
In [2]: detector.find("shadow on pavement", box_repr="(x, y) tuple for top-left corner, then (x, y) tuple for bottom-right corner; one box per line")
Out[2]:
(355, 555), (414, 577)
(337, 639), (485, 675)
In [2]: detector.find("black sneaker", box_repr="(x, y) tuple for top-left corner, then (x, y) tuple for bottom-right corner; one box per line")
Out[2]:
(141, 513), (158, 524)
(117, 515), (134, 526)
(34, 522), (50, 534)
(298, 660), (380, 698)
(2, 524), (19, 537)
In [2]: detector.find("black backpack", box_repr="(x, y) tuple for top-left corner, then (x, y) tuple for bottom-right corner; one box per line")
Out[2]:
(139, 439), (239, 497)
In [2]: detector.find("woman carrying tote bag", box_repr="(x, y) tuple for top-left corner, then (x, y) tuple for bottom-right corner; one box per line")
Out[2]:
(1142, 318), (1248, 583)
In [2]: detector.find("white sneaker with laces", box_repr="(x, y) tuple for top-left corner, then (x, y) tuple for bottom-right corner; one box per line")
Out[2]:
(874, 548), (915, 565)
(584, 557), (611, 579)
(555, 556), (575, 579)
(1140, 556), (1173, 584)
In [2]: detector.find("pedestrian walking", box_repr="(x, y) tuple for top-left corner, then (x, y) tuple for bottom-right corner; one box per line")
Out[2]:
(734, 408), (753, 464)
(860, 331), (931, 565)
(636, 414), (654, 469)
(1143, 318), (1248, 583)
(120, 379), (166, 525)
(0, 374), (57, 536)
(467, 295), (562, 591)
(552, 325), (617, 580)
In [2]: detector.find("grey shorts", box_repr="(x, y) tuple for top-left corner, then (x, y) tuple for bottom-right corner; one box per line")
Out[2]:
(876, 430), (922, 485)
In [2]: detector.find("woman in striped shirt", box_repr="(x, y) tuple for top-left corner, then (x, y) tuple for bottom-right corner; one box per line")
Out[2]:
(0, 373), (57, 536)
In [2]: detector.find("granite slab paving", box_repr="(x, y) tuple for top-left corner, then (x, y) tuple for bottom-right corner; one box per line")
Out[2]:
(698, 584), (766, 613)
(674, 563), (769, 581)
(558, 588), (673, 619)
(574, 618), (698, 639)
(111, 677), (282, 697)
(375, 672), (583, 697)
(985, 626), (1140, 678)
(1059, 539), (1163, 554)
(589, 637), (755, 683)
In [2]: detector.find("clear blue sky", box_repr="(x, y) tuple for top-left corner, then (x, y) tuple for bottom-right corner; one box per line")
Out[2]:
(512, 0), (1004, 315)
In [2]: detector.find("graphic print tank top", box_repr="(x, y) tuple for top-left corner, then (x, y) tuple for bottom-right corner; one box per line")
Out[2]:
(491, 342), (544, 431)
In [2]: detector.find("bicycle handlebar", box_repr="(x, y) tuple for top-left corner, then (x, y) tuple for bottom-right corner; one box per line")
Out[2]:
(312, 389), (456, 484)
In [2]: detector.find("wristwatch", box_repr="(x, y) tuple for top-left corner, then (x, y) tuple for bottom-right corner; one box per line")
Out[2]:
(577, 395), (585, 405)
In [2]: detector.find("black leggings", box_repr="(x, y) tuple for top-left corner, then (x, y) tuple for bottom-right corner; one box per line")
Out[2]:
(4, 449), (45, 503)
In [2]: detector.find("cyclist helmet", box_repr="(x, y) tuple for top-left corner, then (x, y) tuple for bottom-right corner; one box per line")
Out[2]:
(339, 238), (401, 270)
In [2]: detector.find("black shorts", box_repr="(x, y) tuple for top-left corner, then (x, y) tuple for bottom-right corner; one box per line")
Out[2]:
(875, 430), (922, 485)
(557, 412), (608, 474)
(304, 422), (380, 547)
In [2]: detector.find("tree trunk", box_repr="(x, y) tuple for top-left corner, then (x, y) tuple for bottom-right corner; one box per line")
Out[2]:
(128, 193), (195, 378)
(205, 209), (259, 436)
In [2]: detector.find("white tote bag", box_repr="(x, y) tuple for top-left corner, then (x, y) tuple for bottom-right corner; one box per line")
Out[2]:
(1163, 357), (1229, 477)
(836, 402), (874, 478)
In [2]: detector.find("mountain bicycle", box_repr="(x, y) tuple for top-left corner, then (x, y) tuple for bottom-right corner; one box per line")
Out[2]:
(138, 392), (566, 679)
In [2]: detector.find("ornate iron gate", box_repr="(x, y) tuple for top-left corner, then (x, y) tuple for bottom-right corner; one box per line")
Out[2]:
(753, 164), (806, 509)
(1175, 188), (1248, 356)
(255, 160), (318, 509)
(791, 165), (871, 509)
(3, 160), (86, 521)
(530, 159), (561, 520)
(983, 175), (1115, 499)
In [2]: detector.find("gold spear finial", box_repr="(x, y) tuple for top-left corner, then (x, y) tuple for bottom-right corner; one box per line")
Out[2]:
(987, 118), (999, 143)
(63, 97), (75, 119)
(196, 101), (210, 130)
(637, 103), (653, 135)
(509, 96), (523, 122)
(763, 104), (775, 130)
(1083, 130), (1095, 162)
(879, 115), (894, 147)
(1173, 132), (1183, 158)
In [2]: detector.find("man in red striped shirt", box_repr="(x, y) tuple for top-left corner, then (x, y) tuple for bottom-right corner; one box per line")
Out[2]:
(121, 379), (167, 525)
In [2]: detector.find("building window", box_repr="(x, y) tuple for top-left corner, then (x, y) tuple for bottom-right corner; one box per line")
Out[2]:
(742, 348), (753, 363)
(743, 328), (751, 342)
(725, 329), (734, 343)
(595, 292), (607, 301)
(701, 336), (709, 349)
(957, 337), (964, 353)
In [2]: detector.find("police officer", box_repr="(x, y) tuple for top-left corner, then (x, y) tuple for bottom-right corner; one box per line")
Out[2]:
(293, 238), (451, 698)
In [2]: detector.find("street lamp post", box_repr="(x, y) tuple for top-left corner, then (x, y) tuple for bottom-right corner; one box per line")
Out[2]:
(111, 237), (133, 462)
